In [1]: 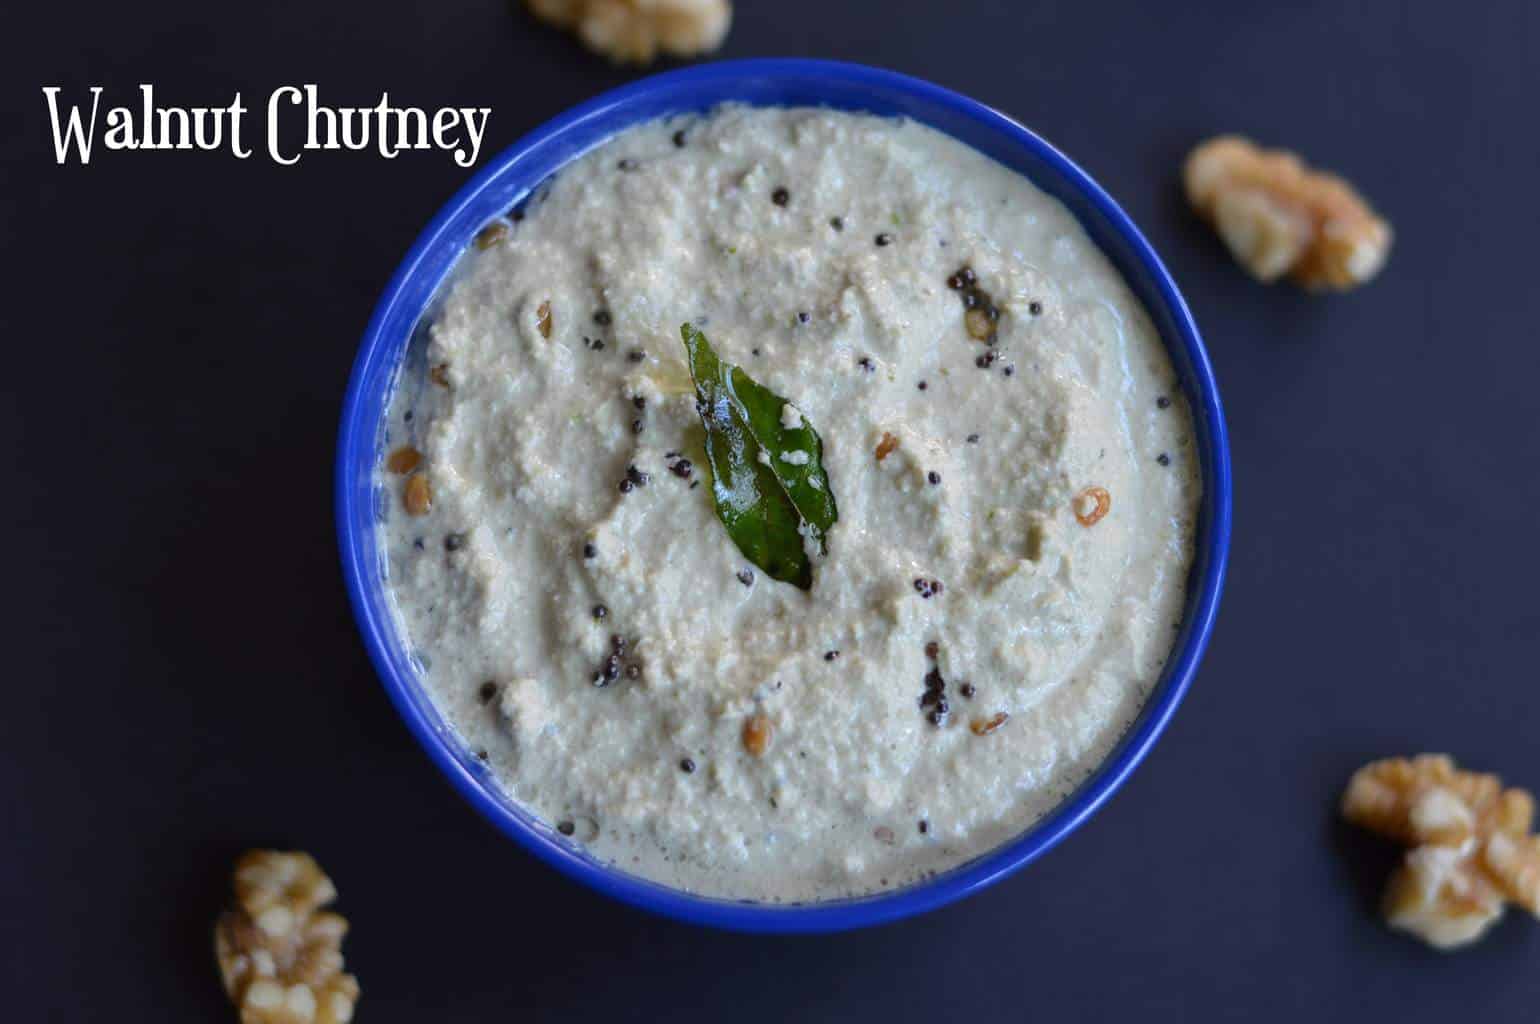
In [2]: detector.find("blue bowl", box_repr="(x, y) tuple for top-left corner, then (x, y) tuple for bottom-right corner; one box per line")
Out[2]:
(336, 59), (1231, 933)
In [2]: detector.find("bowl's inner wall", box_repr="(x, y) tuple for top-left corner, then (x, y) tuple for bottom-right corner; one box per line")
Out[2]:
(340, 63), (1225, 922)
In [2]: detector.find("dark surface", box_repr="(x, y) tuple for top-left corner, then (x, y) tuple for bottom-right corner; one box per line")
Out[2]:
(5, 1), (1538, 1019)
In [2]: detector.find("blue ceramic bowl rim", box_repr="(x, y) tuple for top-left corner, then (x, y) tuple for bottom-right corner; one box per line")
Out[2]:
(336, 58), (1231, 933)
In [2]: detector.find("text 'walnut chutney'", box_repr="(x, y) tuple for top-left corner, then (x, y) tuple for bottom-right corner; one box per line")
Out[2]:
(377, 106), (1200, 902)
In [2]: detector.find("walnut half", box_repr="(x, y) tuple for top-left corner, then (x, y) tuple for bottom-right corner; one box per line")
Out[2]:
(1342, 755), (1540, 949)
(1185, 135), (1391, 290)
(527, 0), (732, 65)
(214, 851), (359, 1023)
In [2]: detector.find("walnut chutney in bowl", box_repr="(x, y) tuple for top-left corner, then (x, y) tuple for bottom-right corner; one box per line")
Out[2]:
(338, 61), (1230, 930)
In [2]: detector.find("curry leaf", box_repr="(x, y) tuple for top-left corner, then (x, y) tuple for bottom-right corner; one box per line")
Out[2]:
(681, 323), (838, 590)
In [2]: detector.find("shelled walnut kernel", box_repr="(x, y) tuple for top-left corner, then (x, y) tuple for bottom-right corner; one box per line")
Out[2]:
(526, 0), (732, 65)
(1184, 135), (1391, 290)
(1342, 754), (1540, 949)
(214, 850), (359, 1023)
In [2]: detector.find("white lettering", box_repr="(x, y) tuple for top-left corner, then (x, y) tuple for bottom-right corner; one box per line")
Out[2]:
(41, 86), (101, 164)
(267, 86), (302, 165)
(229, 93), (250, 158)
(458, 108), (489, 168)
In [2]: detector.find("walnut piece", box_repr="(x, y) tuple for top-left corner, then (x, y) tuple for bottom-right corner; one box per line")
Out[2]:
(214, 851), (359, 1024)
(1342, 755), (1539, 949)
(527, 0), (732, 65)
(1184, 135), (1391, 290)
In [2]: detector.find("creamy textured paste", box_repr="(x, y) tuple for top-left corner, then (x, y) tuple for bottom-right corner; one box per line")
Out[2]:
(378, 106), (1200, 902)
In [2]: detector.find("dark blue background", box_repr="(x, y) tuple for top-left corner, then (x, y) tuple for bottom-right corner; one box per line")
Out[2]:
(4, 1), (1536, 1019)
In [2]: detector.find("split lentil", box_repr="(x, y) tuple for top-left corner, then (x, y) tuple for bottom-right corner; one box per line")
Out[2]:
(475, 222), (508, 249)
(403, 473), (432, 516)
(1073, 485), (1112, 527)
(970, 712), (1010, 736)
(742, 714), (772, 757)
(386, 446), (422, 474)
(874, 432), (899, 462)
